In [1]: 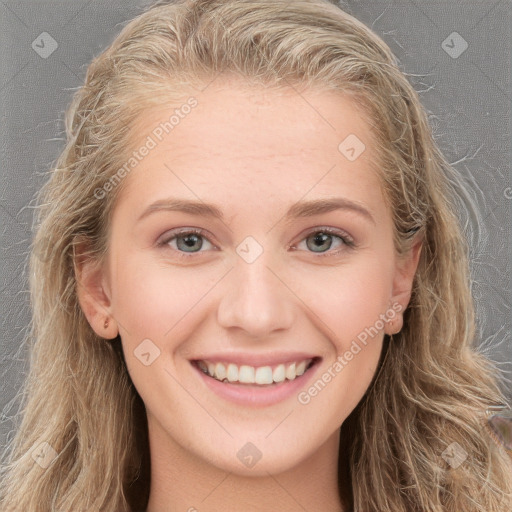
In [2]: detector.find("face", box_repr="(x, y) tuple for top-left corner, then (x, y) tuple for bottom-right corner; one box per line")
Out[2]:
(79, 77), (421, 476)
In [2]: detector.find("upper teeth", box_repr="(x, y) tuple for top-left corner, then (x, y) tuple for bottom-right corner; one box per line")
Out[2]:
(197, 359), (312, 385)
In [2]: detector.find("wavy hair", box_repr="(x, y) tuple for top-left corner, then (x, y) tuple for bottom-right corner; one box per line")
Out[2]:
(1, 0), (511, 510)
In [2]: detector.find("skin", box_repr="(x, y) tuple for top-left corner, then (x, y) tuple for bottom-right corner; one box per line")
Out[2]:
(77, 76), (422, 511)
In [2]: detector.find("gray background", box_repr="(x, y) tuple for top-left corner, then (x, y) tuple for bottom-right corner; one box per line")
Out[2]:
(1, 0), (511, 458)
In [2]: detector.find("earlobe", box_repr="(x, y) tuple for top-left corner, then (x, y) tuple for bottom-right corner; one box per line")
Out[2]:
(385, 237), (423, 335)
(74, 243), (118, 339)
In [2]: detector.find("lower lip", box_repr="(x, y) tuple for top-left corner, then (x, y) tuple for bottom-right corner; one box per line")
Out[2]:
(192, 360), (320, 407)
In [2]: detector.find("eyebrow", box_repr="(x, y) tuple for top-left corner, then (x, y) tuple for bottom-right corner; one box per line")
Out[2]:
(137, 197), (376, 225)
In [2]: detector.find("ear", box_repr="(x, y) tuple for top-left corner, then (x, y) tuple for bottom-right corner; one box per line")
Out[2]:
(385, 235), (423, 335)
(74, 242), (118, 339)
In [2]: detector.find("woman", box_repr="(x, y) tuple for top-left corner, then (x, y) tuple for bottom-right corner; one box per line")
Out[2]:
(1, 0), (511, 510)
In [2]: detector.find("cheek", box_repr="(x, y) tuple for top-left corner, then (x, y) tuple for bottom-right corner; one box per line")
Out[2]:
(299, 260), (390, 417)
(293, 255), (394, 346)
(110, 251), (219, 341)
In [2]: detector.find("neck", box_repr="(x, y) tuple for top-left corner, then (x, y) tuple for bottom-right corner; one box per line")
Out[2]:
(145, 414), (345, 512)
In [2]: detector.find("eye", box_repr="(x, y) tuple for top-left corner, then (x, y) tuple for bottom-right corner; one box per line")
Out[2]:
(157, 228), (215, 257)
(157, 226), (356, 259)
(291, 227), (356, 257)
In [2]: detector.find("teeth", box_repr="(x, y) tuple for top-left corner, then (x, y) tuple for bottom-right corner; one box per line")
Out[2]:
(285, 362), (296, 380)
(239, 365), (255, 384)
(272, 364), (286, 383)
(226, 364), (238, 382)
(198, 359), (313, 385)
(214, 363), (226, 381)
(255, 366), (273, 385)
(296, 360), (307, 376)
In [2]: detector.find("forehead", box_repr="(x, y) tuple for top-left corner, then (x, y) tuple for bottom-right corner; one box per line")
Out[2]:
(116, 79), (386, 220)
(137, 79), (375, 155)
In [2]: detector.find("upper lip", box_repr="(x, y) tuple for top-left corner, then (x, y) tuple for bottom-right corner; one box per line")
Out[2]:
(191, 352), (320, 367)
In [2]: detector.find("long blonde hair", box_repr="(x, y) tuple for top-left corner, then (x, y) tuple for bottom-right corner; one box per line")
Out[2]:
(1, 1), (511, 510)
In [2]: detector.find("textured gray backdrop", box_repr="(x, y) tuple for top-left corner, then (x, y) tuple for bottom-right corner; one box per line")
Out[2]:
(1, 0), (511, 458)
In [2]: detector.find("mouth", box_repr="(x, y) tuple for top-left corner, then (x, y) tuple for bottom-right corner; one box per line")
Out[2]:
(192, 357), (320, 386)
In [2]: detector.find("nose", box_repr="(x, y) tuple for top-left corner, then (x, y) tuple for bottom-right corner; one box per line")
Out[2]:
(216, 254), (296, 339)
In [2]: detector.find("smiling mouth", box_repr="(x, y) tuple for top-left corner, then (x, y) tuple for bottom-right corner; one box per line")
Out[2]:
(192, 358), (319, 386)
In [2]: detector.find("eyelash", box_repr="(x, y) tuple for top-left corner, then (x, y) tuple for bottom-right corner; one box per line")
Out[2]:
(157, 226), (356, 260)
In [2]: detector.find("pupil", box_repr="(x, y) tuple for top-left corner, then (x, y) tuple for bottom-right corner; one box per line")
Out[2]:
(310, 232), (331, 252)
(180, 234), (202, 251)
